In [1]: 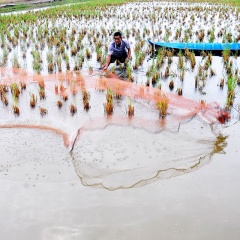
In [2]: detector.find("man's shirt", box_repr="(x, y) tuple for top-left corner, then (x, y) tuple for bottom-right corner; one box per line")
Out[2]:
(108, 39), (130, 57)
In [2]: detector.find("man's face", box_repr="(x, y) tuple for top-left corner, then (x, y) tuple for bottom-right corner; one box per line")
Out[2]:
(114, 35), (121, 45)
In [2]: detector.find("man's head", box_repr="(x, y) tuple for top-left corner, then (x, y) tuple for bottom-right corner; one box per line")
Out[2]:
(114, 32), (122, 45)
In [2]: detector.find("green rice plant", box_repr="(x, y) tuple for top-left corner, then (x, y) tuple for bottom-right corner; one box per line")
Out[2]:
(178, 51), (184, 70)
(47, 51), (53, 63)
(85, 48), (92, 59)
(126, 63), (134, 82)
(65, 55), (70, 70)
(190, 52), (196, 70)
(104, 87), (114, 115)
(12, 95), (20, 115)
(31, 50), (42, 73)
(226, 75), (237, 107)
(57, 56), (62, 72)
(96, 47), (102, 62)
(12, 54), (20, 68)
(10, 83), (20, 99)
(222, 48), (230, 64)
(133, 52), (140, 70)
(209, 27), (215, 43)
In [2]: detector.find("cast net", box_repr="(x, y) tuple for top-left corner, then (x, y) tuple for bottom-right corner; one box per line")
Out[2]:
(0, 67), (229, 189)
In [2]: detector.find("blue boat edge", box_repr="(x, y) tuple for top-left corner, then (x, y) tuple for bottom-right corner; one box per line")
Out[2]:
(147, 39), (240, 53)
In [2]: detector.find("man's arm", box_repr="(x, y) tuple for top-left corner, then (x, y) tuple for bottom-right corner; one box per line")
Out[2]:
(102, 54), (111, 70)
(125, 48), (131, 64)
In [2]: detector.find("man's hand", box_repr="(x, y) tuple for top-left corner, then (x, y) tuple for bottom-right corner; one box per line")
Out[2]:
(102, 64), (107, 71)
(124, 57), (129, 64)
(102, 65), (108, 70)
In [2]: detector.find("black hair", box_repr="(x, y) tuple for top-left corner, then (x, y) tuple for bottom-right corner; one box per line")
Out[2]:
(114, 32), (122, 38)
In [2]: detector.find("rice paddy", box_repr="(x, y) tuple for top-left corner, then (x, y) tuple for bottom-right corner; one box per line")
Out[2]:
(0, 1), (240, 238)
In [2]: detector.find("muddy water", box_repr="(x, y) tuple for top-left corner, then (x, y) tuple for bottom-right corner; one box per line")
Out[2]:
(0, 1), (240, 239)
(0, 121), (239, 240)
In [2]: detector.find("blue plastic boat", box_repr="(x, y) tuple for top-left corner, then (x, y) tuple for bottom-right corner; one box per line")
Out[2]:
(148, 39), (240, 55)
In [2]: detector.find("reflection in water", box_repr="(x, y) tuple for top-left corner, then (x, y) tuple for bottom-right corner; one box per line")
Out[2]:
(212, 135), (228, 155)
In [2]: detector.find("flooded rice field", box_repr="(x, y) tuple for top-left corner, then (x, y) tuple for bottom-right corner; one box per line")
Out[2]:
(0, 1), (240, 239)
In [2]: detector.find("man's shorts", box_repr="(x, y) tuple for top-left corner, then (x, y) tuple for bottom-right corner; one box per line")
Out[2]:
(110, 53), (127, 63)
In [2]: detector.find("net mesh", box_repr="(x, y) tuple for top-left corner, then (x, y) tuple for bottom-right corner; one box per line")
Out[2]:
(0, 67), (230, 150)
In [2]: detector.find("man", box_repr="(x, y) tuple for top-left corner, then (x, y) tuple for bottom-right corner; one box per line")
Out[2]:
(102, 32), (131, 70)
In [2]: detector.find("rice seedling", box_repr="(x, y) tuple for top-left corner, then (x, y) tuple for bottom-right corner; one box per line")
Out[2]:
(126, 64), (134, 82)
(146, 79), (150, 87)
(40, 107), (48, 116)
(167, 50), (174, 65)
(85, 48), (92, 59)
(190, 53), (196, 70)
(209, 27), (215, 43)
(70, 104), (77, 115)
(65, 55), (70, 70)
(31, 50), (42, 73)
(164, 66), (170, 78)
(20, 81), (26, 90)
(152, 72), (160, 85)
(178, 51), (184, 70)
(104, 88), (114, 115)
(2, 95), (8, 106)
(198, 29), (205, 42)
(55, 84), (59, 95)
(82, 89), (90, 111)
(10, 83), (20, 99)
(226, 75), (237, 107)
(63, 93), (68, 101)
(12, 54), (20, 68)
(30, 93), (37, 108)
(210, 68), (216, 77)
(169, 80), (174, 90)
(180, 69), (185, 81)
(220, 78), (224, 88)
(222, 48), (230, 64)
(177, 88), (183, 96)
(39, 88), (46, 100)
(12, 96), (20, 116)
(57, 100), (63, 108)
(71, 46), (77, 56)
(156, 96), (168, 119)
(96, 47), (103, 62)
(127, 98), (134, 117)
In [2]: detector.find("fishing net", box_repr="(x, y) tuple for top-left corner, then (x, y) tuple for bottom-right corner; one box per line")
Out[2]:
(0, 67), (229, 189)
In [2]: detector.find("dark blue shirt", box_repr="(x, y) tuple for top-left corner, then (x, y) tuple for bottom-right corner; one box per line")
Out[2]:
(108, 39), (130, 58)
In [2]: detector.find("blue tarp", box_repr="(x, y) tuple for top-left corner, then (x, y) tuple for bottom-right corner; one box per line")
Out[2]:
(148, 39), (240, 51)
